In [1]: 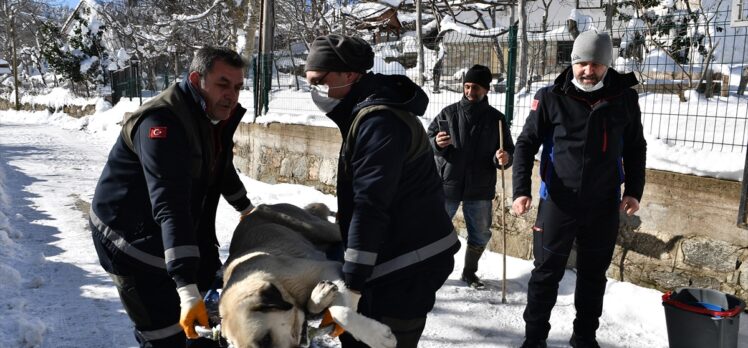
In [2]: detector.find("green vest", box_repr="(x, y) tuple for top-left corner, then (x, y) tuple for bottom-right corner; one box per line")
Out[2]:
(120, 83), (215, 180)
(342, 105), (431, 174)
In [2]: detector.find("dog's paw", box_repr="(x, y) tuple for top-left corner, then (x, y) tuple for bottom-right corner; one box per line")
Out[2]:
(351, 319), (397, 348)
(307, 280), (338, 314)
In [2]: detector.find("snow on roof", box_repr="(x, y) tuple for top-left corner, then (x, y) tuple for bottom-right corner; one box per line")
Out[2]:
(439, 16), (507, 40)
(377, 0), (402, 7)
(347, 2), (392, 19)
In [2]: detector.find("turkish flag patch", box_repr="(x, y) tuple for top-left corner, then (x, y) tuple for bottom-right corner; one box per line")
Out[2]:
(531, 99), (539, 111)
(149, 127), (168, 139)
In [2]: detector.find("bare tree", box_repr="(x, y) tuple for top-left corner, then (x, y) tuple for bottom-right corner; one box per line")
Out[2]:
(0, 0), (53, 108)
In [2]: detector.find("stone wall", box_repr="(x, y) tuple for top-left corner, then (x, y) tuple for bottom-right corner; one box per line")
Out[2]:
(234, 122), (748, 301)
(0, 98), (95, 117)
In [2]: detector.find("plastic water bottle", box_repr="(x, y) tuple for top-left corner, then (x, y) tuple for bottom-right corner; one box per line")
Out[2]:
(204, 288), (221, 326)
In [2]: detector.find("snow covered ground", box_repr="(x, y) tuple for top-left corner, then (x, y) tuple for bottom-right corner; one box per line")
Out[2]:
(0, 102), (746, 347)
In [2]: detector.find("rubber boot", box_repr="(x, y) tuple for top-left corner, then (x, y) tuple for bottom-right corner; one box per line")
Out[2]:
(461, 244), (485, 289)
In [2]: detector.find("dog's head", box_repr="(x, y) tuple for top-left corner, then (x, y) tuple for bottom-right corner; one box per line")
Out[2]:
(220, 277), (304, 348)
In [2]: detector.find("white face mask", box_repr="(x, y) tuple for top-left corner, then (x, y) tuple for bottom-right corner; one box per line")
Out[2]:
(572, 70), (607, 92)
(311, 85), (341, 113)
(309, 80), (355, 113)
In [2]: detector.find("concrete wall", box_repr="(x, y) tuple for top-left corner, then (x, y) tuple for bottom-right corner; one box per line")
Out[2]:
(234, 122), (748, 301)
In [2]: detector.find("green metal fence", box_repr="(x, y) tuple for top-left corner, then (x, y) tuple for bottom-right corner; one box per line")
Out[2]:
(111, 62), (142, 105)
(262, 9), (748, 153)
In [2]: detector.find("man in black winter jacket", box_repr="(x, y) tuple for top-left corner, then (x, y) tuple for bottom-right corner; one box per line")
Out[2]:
(427, 64), (514, 289)
(305, 34), (459, 348)
(89, 47), (253, 348)
(512, 30), (647, 348)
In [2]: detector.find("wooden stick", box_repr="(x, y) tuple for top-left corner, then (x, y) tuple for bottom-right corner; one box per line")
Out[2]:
(499, 118), (507, 304)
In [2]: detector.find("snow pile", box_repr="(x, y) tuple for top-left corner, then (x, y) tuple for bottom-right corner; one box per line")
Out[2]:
(0, 162), (47, 347)
(372, 56), (407, 76)
(20, 87), (91, 108)
(645, 133), (745, 179)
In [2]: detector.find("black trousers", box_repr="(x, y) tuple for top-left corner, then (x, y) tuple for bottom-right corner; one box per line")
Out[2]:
(109, 272), (220, 348)
(91, 221), (219, 348)
(523, 197), (619, 340)
(339, 265), (453, 348)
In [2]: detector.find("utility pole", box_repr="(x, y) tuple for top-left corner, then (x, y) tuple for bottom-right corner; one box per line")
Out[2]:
(605, 0), (614, 37)
(340, 0), (347, 35)
(256, 0), (274, 116)
(518, 0), (528, 91)
(416, 0), (424, 86)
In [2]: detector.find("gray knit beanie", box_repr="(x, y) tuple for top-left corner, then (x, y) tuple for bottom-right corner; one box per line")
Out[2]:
(305, 35), (374, 73)
(571, 30), (613, 66)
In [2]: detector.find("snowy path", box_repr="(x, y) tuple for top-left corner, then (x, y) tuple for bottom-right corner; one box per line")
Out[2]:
(0, 117), (745, 348)
(0, 121), (133, 347)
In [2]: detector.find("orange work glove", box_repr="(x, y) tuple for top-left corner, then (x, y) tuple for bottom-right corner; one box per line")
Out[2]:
(177, 284), (209, 339)
(320, 308), (346, 337)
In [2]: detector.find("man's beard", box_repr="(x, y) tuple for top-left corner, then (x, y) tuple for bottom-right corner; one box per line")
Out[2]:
(572, 70), (607, 92)
(577, 75), (600, 88)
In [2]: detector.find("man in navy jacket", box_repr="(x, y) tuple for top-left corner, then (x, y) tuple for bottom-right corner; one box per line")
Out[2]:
(90, 47), (252, 348)
(305, 34), (459, 348)
(512, 30), (646, 348)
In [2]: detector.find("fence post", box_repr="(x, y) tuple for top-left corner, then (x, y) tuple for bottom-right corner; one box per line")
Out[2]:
(111, 72), (120, 105)
(504, 23), (518, 127)
(132, 58), (142, 105)
(253, 56), (259, 117)
(254, 53), (272, 117)
(737, 146), (748, 229)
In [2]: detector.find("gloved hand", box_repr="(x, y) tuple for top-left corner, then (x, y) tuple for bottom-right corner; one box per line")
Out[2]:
(345, 289), (362, 312)
(240, 202), (255, 219)
(177, 284), (209, 339)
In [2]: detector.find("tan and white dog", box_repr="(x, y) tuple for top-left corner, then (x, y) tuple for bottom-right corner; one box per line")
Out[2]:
(219, 203), (397, 348)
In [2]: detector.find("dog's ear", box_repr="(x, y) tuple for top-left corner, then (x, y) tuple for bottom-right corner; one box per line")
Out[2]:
(250, 282), (293, 312)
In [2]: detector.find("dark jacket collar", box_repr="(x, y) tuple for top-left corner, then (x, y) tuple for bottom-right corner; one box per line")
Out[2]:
(327, 72), (429, 131)
(552, 66), (639, 100)
(178, 79), (246, 124)
(459, 95), (491, 124)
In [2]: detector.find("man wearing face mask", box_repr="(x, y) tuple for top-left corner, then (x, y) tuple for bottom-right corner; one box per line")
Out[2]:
(511, 30), (647, 348)
(89, 46), (253, 348)
(305, 34), (460, 348)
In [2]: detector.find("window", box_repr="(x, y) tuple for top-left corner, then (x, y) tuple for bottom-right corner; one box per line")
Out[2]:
(733, 0), (748, 27)
(557, 41), (574, 66)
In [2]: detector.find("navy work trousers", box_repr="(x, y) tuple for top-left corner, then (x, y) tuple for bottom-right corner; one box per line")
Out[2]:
(523, 196), (619, 340)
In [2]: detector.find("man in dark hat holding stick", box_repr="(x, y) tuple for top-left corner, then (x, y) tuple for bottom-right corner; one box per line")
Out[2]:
(305, 34), (460, 348)
(427, 64), (514, 290)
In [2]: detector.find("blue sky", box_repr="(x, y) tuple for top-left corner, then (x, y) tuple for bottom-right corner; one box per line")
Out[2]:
(55, 0), (80, 8)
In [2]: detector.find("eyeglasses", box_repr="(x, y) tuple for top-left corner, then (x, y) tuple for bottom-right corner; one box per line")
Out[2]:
(310, 71), (330, 86)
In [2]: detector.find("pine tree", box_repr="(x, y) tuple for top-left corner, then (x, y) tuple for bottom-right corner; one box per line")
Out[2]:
(39, 7), (111, 95)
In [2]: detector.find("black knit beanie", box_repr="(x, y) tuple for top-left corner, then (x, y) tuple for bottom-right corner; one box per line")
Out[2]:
(464, 64), (492, 90)
(305, 35), (374, 73)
